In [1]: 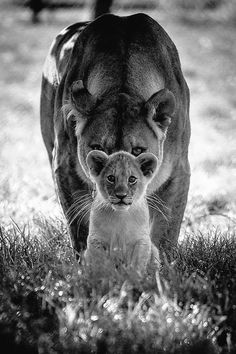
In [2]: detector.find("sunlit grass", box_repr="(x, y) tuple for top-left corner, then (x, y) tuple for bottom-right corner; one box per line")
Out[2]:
(1, 218), (235, 353)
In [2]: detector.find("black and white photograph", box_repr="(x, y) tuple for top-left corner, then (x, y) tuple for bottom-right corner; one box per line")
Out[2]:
(0, 0), (236, 353)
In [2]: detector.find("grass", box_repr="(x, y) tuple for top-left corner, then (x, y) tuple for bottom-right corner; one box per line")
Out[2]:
(1, 220), (236, 353)
(0, 3), (236, 354)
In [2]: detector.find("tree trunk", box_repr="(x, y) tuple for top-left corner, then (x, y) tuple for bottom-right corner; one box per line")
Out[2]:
(94, 0), (113, 19)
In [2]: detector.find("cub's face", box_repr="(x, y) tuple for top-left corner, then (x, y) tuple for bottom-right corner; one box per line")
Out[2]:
(86, 151), (158, 211)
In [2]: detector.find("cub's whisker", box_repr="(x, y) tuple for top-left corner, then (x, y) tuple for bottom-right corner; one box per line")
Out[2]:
(146, 194), (170, 211)
(77, 208), (91, 231)
(68, 206), (89, 226)
(146, 199), (169, 222)
(67, 196), (92, 226)
(67, 198), (91, 220)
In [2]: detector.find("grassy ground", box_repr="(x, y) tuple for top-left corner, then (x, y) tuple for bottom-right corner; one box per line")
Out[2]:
(0, 3), (236, 353)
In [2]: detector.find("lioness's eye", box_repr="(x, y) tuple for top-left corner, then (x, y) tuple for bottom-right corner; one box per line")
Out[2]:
(91, 144), (103, 151)
(128, 176), (137, 184)
(107, 175), (115, 183)
(132, 147), (146, 156)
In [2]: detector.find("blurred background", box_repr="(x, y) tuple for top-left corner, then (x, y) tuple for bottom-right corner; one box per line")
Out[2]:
(0, 0), (236, 236)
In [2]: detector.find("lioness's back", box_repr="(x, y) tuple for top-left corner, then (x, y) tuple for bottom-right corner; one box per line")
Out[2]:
(66, 13), (183, 99)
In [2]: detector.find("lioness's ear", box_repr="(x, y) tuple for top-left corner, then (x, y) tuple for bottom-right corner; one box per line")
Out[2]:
(136, 153), (158, 178)
(86, 151), (108, 177)
(70, 80), (97, 114)
(145, 89), (176, 129)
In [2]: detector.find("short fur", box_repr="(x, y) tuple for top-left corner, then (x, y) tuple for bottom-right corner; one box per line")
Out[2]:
(40, 13), (190, 253)
(85, 151), (160, 274)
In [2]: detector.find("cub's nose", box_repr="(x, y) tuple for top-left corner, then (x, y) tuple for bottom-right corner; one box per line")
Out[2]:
(115, 192), (127, 200)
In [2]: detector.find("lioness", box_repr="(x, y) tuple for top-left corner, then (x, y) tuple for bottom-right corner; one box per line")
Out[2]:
(85, 150), (160, 273)
(40, 13), (190, 253)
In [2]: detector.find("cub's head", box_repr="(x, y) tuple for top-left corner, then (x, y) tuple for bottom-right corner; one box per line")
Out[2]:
(86, 151), (158, 211)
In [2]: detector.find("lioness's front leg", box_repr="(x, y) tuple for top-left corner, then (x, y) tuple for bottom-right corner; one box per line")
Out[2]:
(54, 165), (90, 253)
(150, 167), (190, 253)
(53, 133), (90, 252)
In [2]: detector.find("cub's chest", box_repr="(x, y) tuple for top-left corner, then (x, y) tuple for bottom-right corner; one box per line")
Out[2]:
(91, 210), (150, 244)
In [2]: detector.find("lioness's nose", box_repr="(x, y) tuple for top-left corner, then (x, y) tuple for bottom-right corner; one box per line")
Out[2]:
(115, 192), (127, 200)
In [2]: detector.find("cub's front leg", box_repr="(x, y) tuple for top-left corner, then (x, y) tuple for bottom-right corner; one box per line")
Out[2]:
(130, 240), (152, 275)
(151, 243), (161, 269)
(84, 238), (108, 267)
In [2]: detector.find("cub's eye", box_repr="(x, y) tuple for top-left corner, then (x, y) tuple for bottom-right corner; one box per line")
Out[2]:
(128, 176), (137, 184)
(91, 144), (103, 151)
(132, 147), (146, 156)
(107, 175), (115, 183)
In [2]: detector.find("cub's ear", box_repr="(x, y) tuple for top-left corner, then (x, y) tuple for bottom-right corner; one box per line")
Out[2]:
(86, 151), (108, 177)
(70, 80), (97, 114)
(145, 89), (176, 130)
(136, 153), (158, 178)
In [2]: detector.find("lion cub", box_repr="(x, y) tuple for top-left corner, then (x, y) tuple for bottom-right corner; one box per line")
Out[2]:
(85, 150), (160, 274)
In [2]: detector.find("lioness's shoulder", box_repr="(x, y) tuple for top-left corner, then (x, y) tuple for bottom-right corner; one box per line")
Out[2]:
(52, 21), (89, 55)
(43, 21), (89, 85)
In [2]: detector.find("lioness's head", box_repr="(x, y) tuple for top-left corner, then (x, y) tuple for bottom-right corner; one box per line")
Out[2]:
(66, 80), (175, 181)
(86, 150), (158, 211)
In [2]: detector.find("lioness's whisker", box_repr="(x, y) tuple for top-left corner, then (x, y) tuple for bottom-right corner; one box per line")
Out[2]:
(71, 189), (91, 197)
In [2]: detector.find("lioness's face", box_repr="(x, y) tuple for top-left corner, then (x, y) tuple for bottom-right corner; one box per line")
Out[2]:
(86, 151), (158, 211)
(69, 84), (175, 180)
(75, 95), (173, 180)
